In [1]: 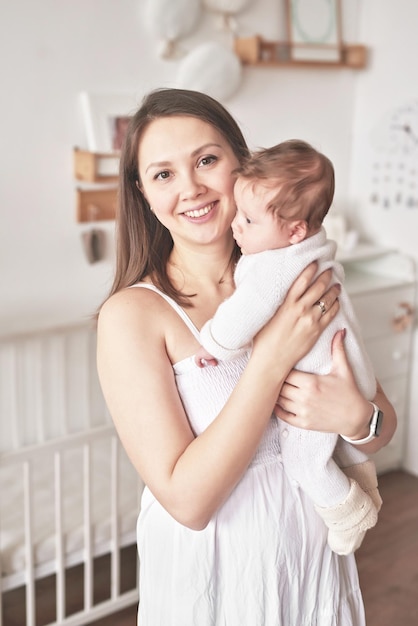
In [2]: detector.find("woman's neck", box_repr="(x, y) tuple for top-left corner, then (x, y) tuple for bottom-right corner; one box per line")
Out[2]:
(168, 240), (236, 293)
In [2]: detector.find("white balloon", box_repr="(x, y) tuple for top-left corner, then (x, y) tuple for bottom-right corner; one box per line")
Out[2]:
(144, 0), (202, 41)
(203, 0), (252, 13)
(177, 42), (243, 102)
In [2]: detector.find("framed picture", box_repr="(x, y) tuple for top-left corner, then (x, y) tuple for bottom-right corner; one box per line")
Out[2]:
(286, 0), (342, 63)
(79, 92), (138, 152)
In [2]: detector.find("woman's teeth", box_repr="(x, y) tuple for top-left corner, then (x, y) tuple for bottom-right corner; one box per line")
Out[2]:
(184, 203), (213, 218)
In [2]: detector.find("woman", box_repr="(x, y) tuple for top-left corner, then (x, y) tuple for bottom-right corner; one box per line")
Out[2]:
(97, 88), (396, 625)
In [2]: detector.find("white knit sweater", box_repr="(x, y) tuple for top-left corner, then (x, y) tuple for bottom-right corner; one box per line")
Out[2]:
(200, 227), (376, 399)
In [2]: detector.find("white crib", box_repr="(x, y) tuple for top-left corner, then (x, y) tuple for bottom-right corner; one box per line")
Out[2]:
(0, 321), (144, 625)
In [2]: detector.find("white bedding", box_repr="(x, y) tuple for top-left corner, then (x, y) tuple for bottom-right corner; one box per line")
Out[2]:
(0, 436), (142, 577)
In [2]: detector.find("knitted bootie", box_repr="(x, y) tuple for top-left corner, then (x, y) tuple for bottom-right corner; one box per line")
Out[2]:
(342, 460), (382, 512)
(314, 478), (378, 555)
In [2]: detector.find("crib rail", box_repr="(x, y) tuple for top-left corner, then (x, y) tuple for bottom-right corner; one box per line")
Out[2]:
(0, 427), (141, 626)
(0, 321), (109, 452)
(0, 322), (141, 625)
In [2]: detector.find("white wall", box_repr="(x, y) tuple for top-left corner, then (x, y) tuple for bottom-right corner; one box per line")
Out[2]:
(347, 0), (418, 474)
(1, 0), (362, 333)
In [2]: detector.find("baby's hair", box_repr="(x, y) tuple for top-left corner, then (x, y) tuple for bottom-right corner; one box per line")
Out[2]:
(237, 139), (335, 231)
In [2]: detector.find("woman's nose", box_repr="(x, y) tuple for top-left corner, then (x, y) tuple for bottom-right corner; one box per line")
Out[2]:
(181, 171), (206, 199)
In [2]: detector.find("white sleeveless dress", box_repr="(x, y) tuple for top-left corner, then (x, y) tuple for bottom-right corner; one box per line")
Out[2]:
(134, 284), (366, 626)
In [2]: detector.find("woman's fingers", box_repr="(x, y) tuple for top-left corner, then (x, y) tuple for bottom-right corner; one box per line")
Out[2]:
(286, 264), (341, 323)
(285, 262), (320, 301)
(317, 287), (340, 327)
(274, 372), (304, 419)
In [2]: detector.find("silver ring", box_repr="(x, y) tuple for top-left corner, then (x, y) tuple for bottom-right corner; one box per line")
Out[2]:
(316, 300), (326, 316)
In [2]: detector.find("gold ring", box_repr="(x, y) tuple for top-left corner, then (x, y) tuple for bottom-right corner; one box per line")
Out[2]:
(316, 300), (326, 315)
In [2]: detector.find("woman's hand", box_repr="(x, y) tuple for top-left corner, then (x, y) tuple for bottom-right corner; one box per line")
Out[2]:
(275, 329), (397, 454)
(252, 263), (341, 375)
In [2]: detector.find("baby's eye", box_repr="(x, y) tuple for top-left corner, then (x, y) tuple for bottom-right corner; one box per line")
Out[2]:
(245, 217), (252, 224)
(154, 170), (171, 181)
(198, 155), (217, 167)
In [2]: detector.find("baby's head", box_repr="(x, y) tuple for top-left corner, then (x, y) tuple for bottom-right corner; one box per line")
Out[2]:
(231, 140), (335, 255)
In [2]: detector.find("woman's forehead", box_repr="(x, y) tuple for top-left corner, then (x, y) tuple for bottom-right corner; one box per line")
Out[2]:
(143, 115), (222, 142)
(139, 116), (231, 163)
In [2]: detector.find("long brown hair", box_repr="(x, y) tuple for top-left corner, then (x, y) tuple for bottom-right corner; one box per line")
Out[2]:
(107, 88), (250, 306)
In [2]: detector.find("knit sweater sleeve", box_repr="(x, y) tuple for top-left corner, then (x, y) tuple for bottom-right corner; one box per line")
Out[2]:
(199, 231), (333, 361)
(199, 251), (291, 361)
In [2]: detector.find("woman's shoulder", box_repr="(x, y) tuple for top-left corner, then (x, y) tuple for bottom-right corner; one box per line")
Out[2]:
(98, 283), (167, 333)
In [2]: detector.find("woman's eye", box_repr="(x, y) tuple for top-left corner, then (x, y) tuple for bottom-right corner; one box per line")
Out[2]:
(155, 170), (170, 181)
(198, 155), (217, 167)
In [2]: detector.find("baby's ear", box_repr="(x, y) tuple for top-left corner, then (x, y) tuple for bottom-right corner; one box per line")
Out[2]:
(288, 220), (308, 244)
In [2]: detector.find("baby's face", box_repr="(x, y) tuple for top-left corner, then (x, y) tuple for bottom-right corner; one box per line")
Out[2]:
(231, 178), (291, 255)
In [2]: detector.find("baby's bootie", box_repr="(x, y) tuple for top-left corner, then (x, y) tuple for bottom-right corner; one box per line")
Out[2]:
(315, 478), (378, 555)
(342, 459), (382, 512)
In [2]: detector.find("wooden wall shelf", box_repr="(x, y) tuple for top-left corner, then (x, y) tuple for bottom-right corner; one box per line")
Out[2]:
(76, 187), (117, 222)
(74, 148), (119, 183)
(74, 149), (119, 222)
(234, 36), (367, 69)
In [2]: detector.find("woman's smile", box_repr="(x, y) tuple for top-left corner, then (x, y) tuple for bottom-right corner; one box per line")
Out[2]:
(182, 201), (216, 220)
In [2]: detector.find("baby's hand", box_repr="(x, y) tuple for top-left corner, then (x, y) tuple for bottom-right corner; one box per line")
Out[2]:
(194, 346), (218, 368)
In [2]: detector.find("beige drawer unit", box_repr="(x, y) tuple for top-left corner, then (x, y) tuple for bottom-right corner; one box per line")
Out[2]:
(340, 246), (416, 474)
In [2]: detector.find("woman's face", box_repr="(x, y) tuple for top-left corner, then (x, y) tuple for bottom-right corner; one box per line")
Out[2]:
(138, 116), (240, 247)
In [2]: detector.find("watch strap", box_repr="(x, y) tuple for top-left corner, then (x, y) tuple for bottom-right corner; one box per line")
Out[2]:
(341, 402), (384, 445)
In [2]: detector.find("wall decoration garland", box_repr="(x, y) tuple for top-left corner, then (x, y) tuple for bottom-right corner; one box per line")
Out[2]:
(177, 42), (243, 101)
(143, 0), (203, 59)
(203, 0), (253, 32)
(143, 0), (255, 100)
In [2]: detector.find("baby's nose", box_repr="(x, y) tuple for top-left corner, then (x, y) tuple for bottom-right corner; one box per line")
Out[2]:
(231, 216), (240, 232)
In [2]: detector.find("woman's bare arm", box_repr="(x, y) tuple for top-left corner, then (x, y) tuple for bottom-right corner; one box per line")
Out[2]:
(274, 329), (397, 455)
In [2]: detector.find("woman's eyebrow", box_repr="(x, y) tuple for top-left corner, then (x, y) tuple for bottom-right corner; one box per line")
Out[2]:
(191, 142), (222, 157)
(145, 160), (171, 174)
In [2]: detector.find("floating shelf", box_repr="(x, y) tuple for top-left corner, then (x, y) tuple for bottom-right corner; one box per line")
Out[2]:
(76, 187), (117, 223)
(234, 36), (367, 69)
(73, 147), (119, 183)
(74, 149), (119, 222)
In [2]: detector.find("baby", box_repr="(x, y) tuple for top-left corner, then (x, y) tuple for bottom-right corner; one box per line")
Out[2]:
(195, 139), (382, 555)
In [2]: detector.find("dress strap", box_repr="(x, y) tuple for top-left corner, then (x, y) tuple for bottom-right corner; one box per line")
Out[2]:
(129, 283), (201, 341)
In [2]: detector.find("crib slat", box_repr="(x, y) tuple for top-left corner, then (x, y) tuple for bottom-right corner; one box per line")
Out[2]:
(83, 443), (93, 610)
(55, 451), (66, 622)
(54, 335), (68, 436)
(10, 345), (20, 449)
(23, 461), (36, 626)
(33, 339), (46, 443)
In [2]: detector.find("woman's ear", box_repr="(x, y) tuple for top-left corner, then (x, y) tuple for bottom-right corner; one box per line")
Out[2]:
(288, 220), (308, 244)
(136, 180), (148, 202)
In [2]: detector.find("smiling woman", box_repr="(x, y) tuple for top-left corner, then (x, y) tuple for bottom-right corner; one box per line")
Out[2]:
(96, 88), (396, 626)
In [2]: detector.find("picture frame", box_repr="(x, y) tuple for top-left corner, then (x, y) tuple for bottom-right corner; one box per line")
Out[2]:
(286, 0), (342, 63)
(79, 92), (138, 152)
